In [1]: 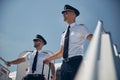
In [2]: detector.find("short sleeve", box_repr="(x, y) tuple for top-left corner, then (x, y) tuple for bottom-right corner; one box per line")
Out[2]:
(81, 25), (90, 39)
(60, 32), (65, 46)
(22, 52), (31, 61)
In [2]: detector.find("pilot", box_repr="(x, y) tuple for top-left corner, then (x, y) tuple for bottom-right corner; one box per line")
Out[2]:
(44, 5), (92, 80)
(6, 34), (56, 80)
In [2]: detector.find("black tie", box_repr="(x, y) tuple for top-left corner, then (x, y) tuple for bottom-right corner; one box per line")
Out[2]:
(63, 26), (70, 59)
(32, 51), (38, 73)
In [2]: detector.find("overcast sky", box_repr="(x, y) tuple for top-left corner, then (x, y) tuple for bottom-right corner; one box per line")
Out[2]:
(0, 0), (120, 71)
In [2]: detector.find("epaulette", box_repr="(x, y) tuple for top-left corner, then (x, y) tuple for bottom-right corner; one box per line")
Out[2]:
(79, 24), (84, 26)
(62, 31), (65, 33)
(42, 51), (48, 54)
(30, 51), (34, 52)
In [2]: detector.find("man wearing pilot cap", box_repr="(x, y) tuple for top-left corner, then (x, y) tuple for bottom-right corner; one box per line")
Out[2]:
(44, 5), (93, 80)
(6, 34), (56, 80)
(62, 4), (80, 17)
(33, 34), (47, 45)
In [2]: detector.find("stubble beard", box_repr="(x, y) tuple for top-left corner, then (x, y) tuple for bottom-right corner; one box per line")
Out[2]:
(34, 44), (39, 48)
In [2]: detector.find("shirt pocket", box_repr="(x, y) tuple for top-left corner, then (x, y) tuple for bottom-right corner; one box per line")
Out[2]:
(70, 31), (81, 43)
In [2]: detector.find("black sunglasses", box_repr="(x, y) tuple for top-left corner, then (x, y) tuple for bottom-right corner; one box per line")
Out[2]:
(33, 39), (41, 42)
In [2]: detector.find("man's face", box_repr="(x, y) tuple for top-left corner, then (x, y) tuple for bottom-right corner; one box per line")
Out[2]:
(62, 11), (76, 22)
(33, 39), (44, 48)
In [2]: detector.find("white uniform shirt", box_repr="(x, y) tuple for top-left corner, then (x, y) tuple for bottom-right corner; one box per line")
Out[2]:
(61, 22), (90, 58)
(23, 50), (51, 74)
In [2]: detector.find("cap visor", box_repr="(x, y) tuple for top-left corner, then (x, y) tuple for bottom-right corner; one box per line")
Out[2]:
(33, 38), (40, 41)
(62, 11), (66, 14)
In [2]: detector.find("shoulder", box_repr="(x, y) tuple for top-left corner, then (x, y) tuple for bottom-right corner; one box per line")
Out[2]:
(42, 50), (53, 56)
(78, 24), (86, 27)
(78, 24), (88, 30)
(73, 23), (85, 28)
(62, 31), (65, 34)
(61, 31), (65, 38)
(73, 23), (86, 30)
(79, 24), (85, 26)
(42, 51), (49, 54)
(25, 51), (33, 55)
(23, 51), (33, 58)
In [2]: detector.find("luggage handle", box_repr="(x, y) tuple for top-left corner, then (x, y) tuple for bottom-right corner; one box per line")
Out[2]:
(41, 62), (45, 76)
(47, 63), (51, 80)
(41, 62), (51, 80)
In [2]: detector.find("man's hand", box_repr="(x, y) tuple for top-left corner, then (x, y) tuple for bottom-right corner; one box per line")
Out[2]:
(43, 58), (50, 64)
(87, 34), (93, 41)
(5, 61), (11, 67)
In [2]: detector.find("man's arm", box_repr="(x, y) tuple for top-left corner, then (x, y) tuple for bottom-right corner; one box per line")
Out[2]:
(6, 57), (26, 67)
(43, 45), (63, 64)
(87, 34), (93, 41)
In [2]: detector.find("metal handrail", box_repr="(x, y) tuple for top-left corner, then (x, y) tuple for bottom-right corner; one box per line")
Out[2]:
(75, 20), (119, 80)
(75, 20), (103, 80)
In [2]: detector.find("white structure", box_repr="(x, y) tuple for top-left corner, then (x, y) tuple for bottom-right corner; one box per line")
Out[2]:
(75, 20), (120, 80)
(0, 57), (11, 80)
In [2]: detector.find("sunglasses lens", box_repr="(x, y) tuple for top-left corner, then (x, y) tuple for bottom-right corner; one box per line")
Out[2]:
(33, 39), (39, 42)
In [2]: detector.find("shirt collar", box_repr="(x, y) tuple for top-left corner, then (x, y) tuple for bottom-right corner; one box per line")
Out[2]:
(35, 49), (42, 53)
(67, 22), (76, 28)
